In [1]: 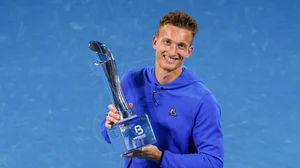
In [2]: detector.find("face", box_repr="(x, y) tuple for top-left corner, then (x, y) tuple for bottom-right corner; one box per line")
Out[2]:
(152, 24), (194, 73)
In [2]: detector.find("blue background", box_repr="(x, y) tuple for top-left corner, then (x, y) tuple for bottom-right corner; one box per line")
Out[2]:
(0, 0), (299, 167)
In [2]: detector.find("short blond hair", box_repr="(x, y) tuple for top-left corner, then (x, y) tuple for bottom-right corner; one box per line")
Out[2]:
(156, 10), (198, 38)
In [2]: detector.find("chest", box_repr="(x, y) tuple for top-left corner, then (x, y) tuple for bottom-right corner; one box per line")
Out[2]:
(126, 87), (200, 138)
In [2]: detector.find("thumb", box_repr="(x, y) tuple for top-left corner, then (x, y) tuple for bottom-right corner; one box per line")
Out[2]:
(129, 103), (133, 108)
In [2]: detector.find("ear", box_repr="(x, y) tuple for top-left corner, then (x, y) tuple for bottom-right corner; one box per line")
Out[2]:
(185, 45), (194, 58)
(152, 35), (157, 50)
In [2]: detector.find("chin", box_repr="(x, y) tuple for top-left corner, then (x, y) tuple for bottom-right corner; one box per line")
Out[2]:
(162, 65), (180, 72)
(156, 59), (182, 72)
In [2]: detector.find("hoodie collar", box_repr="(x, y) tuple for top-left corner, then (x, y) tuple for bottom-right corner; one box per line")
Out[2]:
(147, 65), (201, 90)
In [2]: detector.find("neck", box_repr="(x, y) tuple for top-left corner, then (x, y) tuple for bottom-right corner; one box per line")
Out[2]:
(155, 66), (183, 85)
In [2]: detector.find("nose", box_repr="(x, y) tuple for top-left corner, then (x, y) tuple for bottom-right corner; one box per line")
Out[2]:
(168, 44), (178, 56)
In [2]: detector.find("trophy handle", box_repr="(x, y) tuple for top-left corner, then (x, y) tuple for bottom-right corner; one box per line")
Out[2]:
(88, 41), (133, 119)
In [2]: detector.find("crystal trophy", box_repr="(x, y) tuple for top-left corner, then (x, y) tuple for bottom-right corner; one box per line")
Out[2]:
(88, 41), (157, 155)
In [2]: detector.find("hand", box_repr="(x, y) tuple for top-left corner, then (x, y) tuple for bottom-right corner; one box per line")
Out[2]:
(121, 145), (162, 164)
(105, 103), (133, 129)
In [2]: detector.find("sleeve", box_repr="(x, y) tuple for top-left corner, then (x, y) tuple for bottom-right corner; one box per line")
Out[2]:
(100, 117), (111, 144)
(160, 93), (224, 168)
(100, 70), (131, 144)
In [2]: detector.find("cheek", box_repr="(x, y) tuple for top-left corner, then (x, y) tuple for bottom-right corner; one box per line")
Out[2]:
(156, 46), (167, 56)
(156, 44), (166, 51)
(179, 50), (190, 59)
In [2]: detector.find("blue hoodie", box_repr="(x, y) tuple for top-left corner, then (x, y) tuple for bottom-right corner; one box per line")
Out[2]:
(100, 66), (224, 168)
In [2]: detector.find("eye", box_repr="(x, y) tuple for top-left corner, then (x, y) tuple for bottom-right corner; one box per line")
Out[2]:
(178, 43), (187, 49)
(163, 39), (171, 45)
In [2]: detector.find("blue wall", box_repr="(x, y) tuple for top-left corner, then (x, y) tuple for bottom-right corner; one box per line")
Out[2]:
(0, 0), (299, 167)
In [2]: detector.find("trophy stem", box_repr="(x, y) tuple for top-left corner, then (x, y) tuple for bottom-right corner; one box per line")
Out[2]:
(88, 41), (133, 119)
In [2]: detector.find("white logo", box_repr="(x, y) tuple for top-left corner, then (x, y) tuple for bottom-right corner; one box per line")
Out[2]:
(134, 125), (144, 135)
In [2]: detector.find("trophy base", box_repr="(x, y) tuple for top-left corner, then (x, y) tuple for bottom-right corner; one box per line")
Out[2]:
(106, 114), (157, 155)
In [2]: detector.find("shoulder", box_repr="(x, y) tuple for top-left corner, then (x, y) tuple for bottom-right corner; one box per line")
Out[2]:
(192, 81), (219, 106)
(121, 66), (152, 87)
(182, 68), (220, 110)
(182, 67), (214, 100)
(121, 66), (149, 78)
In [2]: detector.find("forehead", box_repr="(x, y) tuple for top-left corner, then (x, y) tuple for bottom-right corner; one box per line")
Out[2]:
(157, 24), (193, 43)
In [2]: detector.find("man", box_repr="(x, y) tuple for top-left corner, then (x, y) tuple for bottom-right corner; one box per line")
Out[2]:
(100, 10), (224, 168)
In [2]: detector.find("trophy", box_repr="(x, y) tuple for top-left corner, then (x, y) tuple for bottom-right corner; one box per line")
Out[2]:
(88, 40), (157, 155)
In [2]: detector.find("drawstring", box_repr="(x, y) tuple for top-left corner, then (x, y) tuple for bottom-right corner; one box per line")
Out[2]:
(152, 84), (165, 106)
(127, 158), (133, 168)
(152, 84), (159, 105)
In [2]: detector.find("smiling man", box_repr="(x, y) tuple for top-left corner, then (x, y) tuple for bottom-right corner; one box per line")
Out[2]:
(101, 10), (224, 168)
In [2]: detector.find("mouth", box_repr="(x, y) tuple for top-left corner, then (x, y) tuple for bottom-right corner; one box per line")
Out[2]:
(163, 55), (180, 63)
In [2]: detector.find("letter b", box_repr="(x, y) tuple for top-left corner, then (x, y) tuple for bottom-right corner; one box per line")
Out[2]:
(134, 125), (144, 135)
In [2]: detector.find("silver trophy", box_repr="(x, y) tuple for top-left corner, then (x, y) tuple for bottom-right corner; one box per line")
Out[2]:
(88, 41), (157, 155)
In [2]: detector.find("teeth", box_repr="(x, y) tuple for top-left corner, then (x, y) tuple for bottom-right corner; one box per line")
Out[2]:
(165, 56), (177, 63)
(166, 56), (175, 60)
(164, 55), (179, 62)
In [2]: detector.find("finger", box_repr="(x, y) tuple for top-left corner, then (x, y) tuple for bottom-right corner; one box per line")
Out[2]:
(105, 122), (112, 129)
(108, 104), (118, 113)
(121, 148), (142, 157)
(107, 111), (120, 120)
(121, 152), (134, 157)
(121, 151), (143, 158)
(129, 148), (143, 153)
(141, 146), (148, 152)
(132, 151), (146, 158)
(106, 115), (119, 124)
